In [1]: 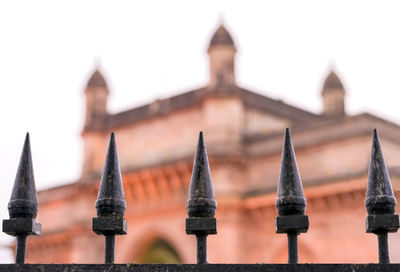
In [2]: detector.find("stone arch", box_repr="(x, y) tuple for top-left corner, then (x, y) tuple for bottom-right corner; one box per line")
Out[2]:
(136, 238), (181, 264)
(130, 231), (183, 264)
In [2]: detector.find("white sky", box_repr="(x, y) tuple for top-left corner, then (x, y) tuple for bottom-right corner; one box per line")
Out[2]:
(0, 0), (400, 262)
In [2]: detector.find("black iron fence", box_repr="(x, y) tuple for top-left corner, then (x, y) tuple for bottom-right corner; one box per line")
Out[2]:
(1, 128), (399, 271)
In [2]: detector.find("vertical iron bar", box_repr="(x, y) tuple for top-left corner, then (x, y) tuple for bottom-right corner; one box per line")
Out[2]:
(105, 235), (115, 264)
(378, 231), (389, 264)
(287, 232), (298, 264)
(15, 235), (27, 264)
(196, 233), (207, 264)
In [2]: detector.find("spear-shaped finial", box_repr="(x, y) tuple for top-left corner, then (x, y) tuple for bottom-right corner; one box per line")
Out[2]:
(92, 132), (127, 264)
(365, 129), (399, 264)
(3, 133), (41, 264)
(366, 129), (396, 215)
(187, 131), (217, 218)
(8, 133), (38, 219)
(186, 132), (217, 264)
(275, 128), (309, 264)
(276, 128), (306, 216)
(95, 132), (126, 217)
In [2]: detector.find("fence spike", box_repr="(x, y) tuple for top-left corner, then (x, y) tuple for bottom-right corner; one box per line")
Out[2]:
(92, 132), (127, 264)
(275, 128), (309, 264)
(8, 133), (38, 219)
(276, 128), (306, 216)
(365, 129), (399, 264)
(95, 132), (126, 217)
(366, 129), (396, 215)
(187, 131), (217, 218)
(3, 133), (41, 264)
(186, 132), (217, 264)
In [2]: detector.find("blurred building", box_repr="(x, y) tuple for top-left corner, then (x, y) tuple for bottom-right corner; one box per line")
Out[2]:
(26, 24), (400, 263)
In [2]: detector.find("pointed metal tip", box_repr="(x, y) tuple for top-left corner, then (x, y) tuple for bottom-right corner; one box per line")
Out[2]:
(106, 132), (117, 150)
(372, 129), (381, 152)
(107, 132), (117, 152)
(95, 133), (126, 217)
(196, 132), (206, 159)
(284, 128), (291, 145)
(109, 132), (116, 149)
(187, 133), (217, 218)
(198, 131), (204, 144)
(23, 133), (30, 149)
(366, 129), (396, 215)
(276, 129), (306, 216)
(8, 134), (38, 219)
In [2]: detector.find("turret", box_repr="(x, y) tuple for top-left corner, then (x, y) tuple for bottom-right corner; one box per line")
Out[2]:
(84, 69), (109, 128)
(207, 24), (236, 87)
(321, 70), (346, 117)
(202, 23), (244, 159)
(81, 68), (110, 181)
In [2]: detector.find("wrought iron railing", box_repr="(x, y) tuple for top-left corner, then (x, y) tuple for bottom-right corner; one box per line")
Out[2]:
(1, 128), (399, 271)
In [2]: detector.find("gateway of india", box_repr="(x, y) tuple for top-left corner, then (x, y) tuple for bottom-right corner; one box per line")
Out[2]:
(22, 23), (400, 263)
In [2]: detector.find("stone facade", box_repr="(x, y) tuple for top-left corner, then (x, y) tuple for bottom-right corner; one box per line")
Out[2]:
(22, 24), (400, 264)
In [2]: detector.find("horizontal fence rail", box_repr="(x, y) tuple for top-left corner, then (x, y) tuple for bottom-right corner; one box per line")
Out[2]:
(1, 128), (400, 271)
(0, 264), (399, 272)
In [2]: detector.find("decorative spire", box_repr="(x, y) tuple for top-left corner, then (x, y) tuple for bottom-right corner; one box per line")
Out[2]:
(208, 24), (235, 49)
(187, 132), (217, 218)
(322, 70), (344, 94)
(321, 69), (346, 116)
(185, 132), (217, 264)
(83, 68), (109, 130)
(87, 69), (108, 89)
(366, 129), (396, 215)
(95, 132), (126, 217)
(207, 23), (236, 87)
(93, 133), (127, 264)
(276, 128), (306, 216)
(3, 133), (41, 264)
(275, 128), (309, 264)
(365, 129), (399, 264)
(8, 133), (38, 219)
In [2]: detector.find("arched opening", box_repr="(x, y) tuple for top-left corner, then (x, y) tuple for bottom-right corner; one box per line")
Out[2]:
(136, 238), (182, 264)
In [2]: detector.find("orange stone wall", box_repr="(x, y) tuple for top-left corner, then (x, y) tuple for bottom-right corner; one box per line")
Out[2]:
(24, 94), (400, 264)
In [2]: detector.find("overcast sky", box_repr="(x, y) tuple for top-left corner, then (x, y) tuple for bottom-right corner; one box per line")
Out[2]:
(0, 0), (400, 262)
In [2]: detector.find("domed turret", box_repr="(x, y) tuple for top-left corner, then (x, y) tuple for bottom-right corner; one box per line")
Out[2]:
(87, 69), (108, 89)
(209, 24), (235, 48)
(84, 68), (109, 128)
(207, 24), (236, 87)
(322, 71), (344, 92)
(321, 70), (346, 116)
(82, 67), (110, 180)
